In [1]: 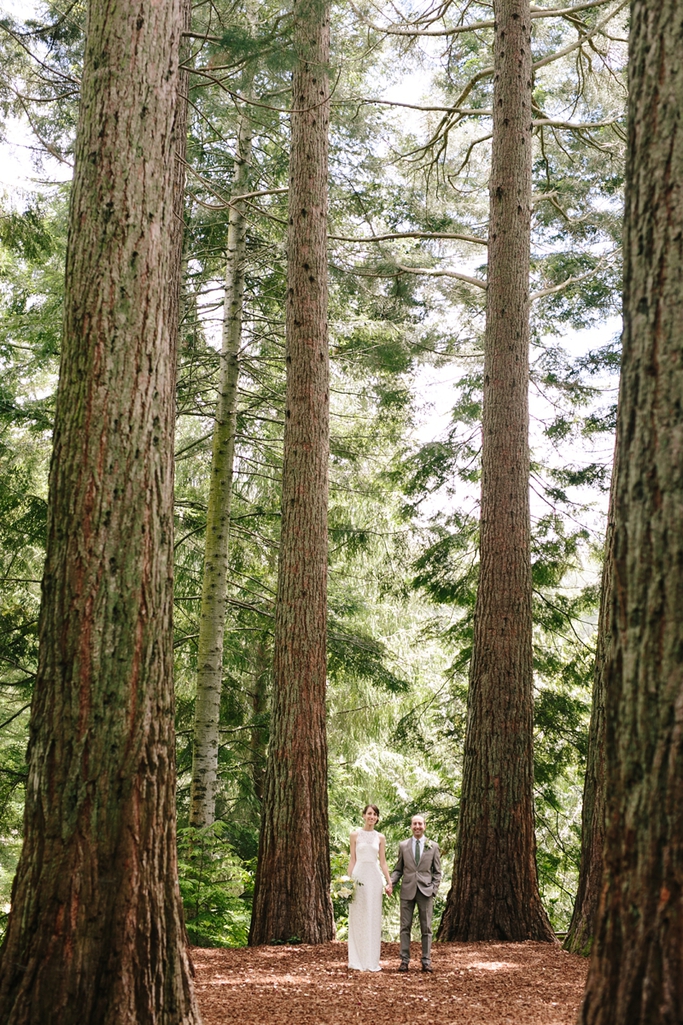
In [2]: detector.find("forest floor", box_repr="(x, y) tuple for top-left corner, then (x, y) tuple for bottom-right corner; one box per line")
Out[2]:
(192, 940), (588, 1025)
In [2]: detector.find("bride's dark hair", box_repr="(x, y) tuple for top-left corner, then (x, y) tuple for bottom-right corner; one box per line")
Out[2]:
(362, 804), (380, 819)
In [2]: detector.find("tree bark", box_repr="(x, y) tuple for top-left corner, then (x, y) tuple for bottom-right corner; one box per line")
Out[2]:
(171, 0), (193, 353)
(248, 0), (334, 946)
(189, 104), (254, 828)
(0, 0), (200, 1021)
(564, 439), (617, 956)
(579, 2), (683, 1020)
(249, 637), (270, 804)
(438, 0), (555, 943)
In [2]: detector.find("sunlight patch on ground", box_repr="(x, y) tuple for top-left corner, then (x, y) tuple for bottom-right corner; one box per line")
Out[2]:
(467, 960), (520, 972)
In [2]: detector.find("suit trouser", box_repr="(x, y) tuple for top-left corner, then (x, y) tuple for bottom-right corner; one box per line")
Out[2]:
(399, 891), (433, 966)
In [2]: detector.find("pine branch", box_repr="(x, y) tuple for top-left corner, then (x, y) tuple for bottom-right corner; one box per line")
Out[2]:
(346, 0), (614, 38)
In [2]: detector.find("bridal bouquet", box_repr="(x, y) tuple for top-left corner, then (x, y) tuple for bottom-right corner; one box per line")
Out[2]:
(331, 874), (362, 911)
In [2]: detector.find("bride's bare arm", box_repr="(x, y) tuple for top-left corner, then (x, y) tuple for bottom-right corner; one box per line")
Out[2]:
(348, 831), (357, 876)
(379, 835), (393, 893)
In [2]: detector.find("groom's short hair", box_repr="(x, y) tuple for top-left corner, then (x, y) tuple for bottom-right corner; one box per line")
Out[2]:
(411, 813), (426, 823)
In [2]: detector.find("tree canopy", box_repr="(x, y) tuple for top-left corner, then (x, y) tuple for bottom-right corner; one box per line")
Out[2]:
(0, 0), (626, 965)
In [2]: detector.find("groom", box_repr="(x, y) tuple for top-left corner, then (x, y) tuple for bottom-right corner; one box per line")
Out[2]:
(391, 814), (442, 973)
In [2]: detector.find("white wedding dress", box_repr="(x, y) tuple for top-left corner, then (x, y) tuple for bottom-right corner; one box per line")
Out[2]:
(348, 829), (383, 971)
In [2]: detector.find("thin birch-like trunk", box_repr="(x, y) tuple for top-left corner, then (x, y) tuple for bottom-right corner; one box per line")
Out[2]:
(189, 106), (254, 827)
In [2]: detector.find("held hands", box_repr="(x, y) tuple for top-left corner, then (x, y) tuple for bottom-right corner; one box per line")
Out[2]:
(384, 881), (393, 896)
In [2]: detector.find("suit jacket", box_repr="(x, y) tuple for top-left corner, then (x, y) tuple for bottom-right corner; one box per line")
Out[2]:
(390, 836), (442, 900)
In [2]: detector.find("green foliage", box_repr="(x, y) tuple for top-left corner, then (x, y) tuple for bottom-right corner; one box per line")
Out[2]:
(177, 823), (254, 947)
(0, 207), (55, 261)
(0, 0), (627, 948)
(0, 446), (47, 937)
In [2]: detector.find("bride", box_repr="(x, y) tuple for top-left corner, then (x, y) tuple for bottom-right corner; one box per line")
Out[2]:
(347, 804), (393, 971)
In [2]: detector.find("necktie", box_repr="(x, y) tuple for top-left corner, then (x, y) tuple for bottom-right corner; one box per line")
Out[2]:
(414, 838), (421, 864)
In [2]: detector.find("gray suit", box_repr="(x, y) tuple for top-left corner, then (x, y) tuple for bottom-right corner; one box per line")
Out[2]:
(390, 836), (442, 967)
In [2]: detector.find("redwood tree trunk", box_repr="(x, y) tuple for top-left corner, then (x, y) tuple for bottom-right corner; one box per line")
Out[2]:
(564, 440), (617, 956)
(579, 2), (683, 1020)
(248, 0), (334, 946)
(0, 1), (200, 1022)
(189, 105), (254, 827)
(438, 0), (555, 943)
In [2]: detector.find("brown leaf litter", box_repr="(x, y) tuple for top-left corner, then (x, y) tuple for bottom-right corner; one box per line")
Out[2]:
(192, 940), (587, 1024)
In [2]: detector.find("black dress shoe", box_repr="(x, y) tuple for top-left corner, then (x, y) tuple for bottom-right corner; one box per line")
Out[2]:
(421, 965), (433, 973)
(398, 963), (409, 972)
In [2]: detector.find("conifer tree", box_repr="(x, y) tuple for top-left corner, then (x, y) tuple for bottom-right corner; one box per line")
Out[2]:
(438, 0), (556, 942)
(0, 0), (200, 1020)
(189, 96), (255, 828)
(580, 0), (683, 1018)
(249, 0), (335, 945)
(564, 442), (616, 954)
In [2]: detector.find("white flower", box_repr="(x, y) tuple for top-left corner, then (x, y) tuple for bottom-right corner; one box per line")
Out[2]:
(331, 875), (363, 907)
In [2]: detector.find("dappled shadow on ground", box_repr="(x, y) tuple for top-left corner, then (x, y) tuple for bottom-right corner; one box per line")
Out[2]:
(192, 940), (587, 1024)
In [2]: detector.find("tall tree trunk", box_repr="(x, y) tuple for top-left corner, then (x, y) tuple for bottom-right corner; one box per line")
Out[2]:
(0, 1), (200, 1022)
(249, 637), (270, 804)
(564, 439), (617, 956)
(579, 2), (683, 1020)
(171, 0), (192, 352)
(438, 0), (555, 943)
(189, 104), (254, 827)
(248, 0), (334, 946)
